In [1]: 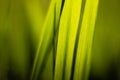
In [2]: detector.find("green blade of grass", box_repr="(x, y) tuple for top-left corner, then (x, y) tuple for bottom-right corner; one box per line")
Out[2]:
(54, 0), (83, 79)
(64, 0), (82, 80)
(54, 0), (84, 79)
(31, 1), (55, 79)
(31, 0), (63, 79)
(39, 47), (54, 80)
(73, 0), (99, 80)
(54, 0), (72, 80)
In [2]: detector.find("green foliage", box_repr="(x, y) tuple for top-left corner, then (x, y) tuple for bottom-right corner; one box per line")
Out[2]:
(32, 0), (99, 80)
(0, 0), (99, 80)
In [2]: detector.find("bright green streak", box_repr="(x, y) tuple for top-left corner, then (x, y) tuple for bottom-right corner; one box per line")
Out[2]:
(73, 0), (99, 80)
(31, 0), (63, 80)
(54, 0), (82, 80)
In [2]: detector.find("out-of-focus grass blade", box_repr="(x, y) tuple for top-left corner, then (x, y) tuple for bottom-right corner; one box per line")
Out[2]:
(54, 0), (83, 79)
(31, 0), (63, 79)
(64, 0), (82, 80)
(73, 0), (99, 80)
(54, 0), (71, 80)
(39, 47), (53, 80)
(31, 1), (55, 79)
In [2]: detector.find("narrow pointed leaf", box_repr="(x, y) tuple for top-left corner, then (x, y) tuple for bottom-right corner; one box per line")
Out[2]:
(73, 0), (99, 80)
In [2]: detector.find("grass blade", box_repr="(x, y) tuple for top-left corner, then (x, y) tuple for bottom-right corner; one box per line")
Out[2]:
(31, 2), (55, 79)
(54, 0), (72, 80)
(64, 0), (82, 80)
(31, 0), (63, 79)
(73, 0), (99, 80)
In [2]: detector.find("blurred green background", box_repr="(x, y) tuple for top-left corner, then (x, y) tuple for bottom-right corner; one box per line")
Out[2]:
(90, 0), (120, 79)
(0, 0), (120, 80)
